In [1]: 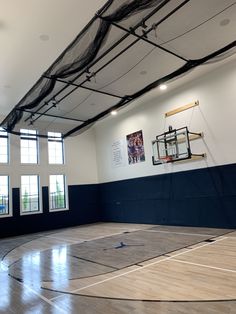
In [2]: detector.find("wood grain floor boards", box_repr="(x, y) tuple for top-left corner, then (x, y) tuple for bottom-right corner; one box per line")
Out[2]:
(172, 237), (236, 271)
(53, 295), (236, 314)
(149, 225), (233, 236)
(75, 258), (236, 301)
(0, 223), (235, 314)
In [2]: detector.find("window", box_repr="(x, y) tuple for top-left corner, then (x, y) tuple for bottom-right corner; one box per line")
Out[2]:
(48, 132), (64, 164)
(20, 129), (38, 164)
(49, 175), (66, 210)
(0, 128), (9, 163)
(21, 175), (40, 213)
(0, 176), (9, 216)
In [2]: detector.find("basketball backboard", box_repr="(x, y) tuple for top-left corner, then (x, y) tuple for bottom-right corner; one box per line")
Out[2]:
(152, 126), (203, 165)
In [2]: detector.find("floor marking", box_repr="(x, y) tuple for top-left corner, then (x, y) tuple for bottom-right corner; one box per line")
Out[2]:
(22, 283), (67, 314)
(44, 235), (83, 243)
(143, 229), (218, 237)
(172, 258), (236, 273)
(46, 230), (130, 244)
(3, 231), (132, 269)
(50, 236), (227, 300)
(82, 231), (131, 242)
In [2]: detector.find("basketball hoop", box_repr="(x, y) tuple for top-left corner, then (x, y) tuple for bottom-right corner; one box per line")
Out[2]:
(159, 156), (173, 164)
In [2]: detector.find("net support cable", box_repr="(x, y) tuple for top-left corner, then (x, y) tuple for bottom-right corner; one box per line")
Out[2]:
(29, 75), (124, 125)
(97, 17), (188, 62)
(43, 76), (124, 99)
(16, 108), (85, 123)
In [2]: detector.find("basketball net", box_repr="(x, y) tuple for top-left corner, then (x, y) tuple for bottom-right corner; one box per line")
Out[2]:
(160, 156), (173, 164)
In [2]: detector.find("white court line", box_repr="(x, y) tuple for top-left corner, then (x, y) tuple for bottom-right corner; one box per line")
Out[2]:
(172, 258), (236, 273)
(50, 236), (227, 300)
(143, 229), (218, 237)
(45, 230), (129, 244)
(84, 231), (127, 241)
(22, 283), (67, 314)
(44, 235), (82, 243)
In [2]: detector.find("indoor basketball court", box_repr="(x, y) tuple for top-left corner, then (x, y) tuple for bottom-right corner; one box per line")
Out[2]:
(0, 223), (236, 313)
(0, 0), (236, 313)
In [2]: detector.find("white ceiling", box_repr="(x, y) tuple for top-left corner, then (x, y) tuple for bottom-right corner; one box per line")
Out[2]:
(0, 0), (106, 114)
(0, 0), (235, 136)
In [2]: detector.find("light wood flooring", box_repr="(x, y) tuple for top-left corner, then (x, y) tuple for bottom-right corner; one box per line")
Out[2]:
(0, 223), (235, 313)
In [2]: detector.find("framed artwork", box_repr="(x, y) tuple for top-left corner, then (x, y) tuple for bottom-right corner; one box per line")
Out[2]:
(126, 130), (145, 165)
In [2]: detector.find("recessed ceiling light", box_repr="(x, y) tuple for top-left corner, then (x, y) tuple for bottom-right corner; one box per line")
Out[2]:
(159, 84), (167, 90)
(140, 70), (147, 75)
(220, 18), (230, 26)
(39, 34), (50, 41)
(111, 110), (117, 116)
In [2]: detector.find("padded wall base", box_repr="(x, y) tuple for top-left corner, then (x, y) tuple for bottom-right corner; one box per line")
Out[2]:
(99, 163), (236, 229)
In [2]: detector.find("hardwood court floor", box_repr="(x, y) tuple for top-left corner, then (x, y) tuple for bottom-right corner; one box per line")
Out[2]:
(0, 223), (235, 314)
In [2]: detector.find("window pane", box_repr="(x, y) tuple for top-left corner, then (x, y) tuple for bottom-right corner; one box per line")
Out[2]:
(20, 129), (38, 164)
(0, 128), (8, 164)
(21, 175), (40, 213)
(48, 132), (64, 164)
(49, 175), (66, 210)
(0, 176), (9, 215)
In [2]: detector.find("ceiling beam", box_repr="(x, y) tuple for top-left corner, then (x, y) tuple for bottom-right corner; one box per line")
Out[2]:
(16, 108), (85, 123)
(43, 76), (124, 99)
(105, 21), (188, 62)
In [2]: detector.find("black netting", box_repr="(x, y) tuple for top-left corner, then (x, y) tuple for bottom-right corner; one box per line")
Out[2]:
(1, 0), (235, 136)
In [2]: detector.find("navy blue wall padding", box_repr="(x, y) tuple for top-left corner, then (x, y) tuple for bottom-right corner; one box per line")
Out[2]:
(0, 184), (99, 238)
(0, 163), (235, 238)
(99, 163), (236, 228)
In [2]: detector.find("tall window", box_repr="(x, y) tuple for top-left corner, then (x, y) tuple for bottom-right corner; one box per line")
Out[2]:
(0, 176), (9, 216)
(21, 175), (40, 213)
(20, 129), (38, 164)
(49, 175), (66, 210)
(0, 127), (9, 163)
(48, 132), (64, 164)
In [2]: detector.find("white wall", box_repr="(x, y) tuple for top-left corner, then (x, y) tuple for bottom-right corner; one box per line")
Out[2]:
(95, 58), (236, 183)
(0, 127), (98, 189)
(65, 129), (98, 185)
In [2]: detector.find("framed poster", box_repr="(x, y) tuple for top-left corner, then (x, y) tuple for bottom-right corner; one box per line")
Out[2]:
(126, 130), (145, 165)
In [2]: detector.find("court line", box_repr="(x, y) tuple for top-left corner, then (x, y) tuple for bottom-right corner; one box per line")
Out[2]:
(4, 231), (128, 268)
(22, 283), (67, 314)
(45, 230), (129, 243)
(70, 254), (119, 270)
(143, 229), (219, 237)
(44, 235), (82, 243)
(50, 236), (227, 300)
(172, 258), (236, 273)
(6, 228), (141, 273)
(80, 231), (132, 242)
